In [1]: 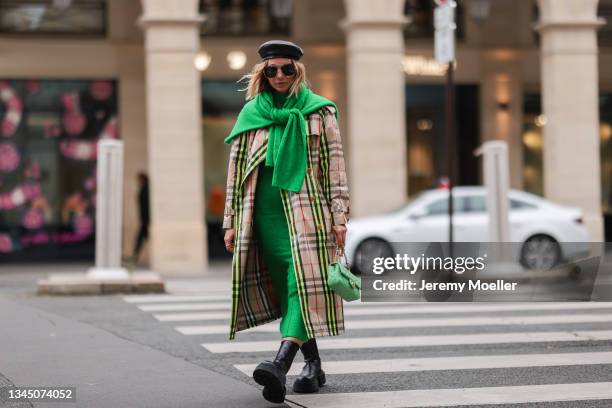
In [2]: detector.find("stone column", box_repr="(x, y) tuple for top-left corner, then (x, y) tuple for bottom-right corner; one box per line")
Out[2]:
(341, 0), (408, 217)
(108, 0), (149, 261)
(139, 0), (207, 274)
(536, 0), (605, 241)
(479, 51), (524, 190)
(116, 44), (148, 262)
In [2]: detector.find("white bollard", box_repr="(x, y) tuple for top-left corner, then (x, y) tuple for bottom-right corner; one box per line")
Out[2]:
(87, 139), (128, 279)
(474, 140), (511, 242)
(473, 140), (520, 277)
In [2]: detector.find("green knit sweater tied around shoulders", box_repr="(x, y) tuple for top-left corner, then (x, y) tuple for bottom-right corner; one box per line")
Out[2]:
(224, 84), (338, 193)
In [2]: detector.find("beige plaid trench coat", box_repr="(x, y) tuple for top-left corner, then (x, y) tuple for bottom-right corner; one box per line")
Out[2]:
(223, 106), (350, 340)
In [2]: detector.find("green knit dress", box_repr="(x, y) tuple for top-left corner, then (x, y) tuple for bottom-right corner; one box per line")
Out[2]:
(252, 91), (310, 342)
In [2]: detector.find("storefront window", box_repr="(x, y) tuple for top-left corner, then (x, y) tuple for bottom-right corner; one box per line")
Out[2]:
(521, 93), (612, 211)
(201, 80), (244, 258)
(0, 0), (106, 36)
(521, 94), (544, 196)
(0, 79), (118, 261)
(201, 80), (245, 220)
(199, 0), (292, 36)
(405, 84), (479, 197)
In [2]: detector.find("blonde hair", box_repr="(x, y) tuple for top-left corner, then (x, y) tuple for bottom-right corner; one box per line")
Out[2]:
(239, 60), (308, 100)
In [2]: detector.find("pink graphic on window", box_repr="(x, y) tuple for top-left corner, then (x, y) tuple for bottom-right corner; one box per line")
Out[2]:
(0, 233), (12, 253)
(0, 183), (42, 210)
(24, 160), (41, 179)
(0, 143), (20, 172)
(100, 116), (119, 139)
(90, 80), (113, 101)
(60, 140), (97, 160)
(22, 208), (44, 229)
(73, 214), (93, 236)
(59, 116), (119, 160)
(61, 92), (87, 136)
(55, 232), (88, 244)
(0, 81), (23, 138)
(26, 80), (40, 95)
(20, 232), (50, 246)
(84, 175), (96, 191)
(44, 125), (62, 139)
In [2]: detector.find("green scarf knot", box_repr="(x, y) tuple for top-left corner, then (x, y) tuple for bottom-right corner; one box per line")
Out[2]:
(224, 84), (337, 193)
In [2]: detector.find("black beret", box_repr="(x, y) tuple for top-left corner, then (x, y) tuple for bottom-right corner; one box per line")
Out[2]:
(257, 40), (303, 60)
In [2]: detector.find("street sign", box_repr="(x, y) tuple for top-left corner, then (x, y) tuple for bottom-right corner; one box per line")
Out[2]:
(434, 0), (456, 64)
(434, 2), (455, 29)
(435, 28), (455, 64)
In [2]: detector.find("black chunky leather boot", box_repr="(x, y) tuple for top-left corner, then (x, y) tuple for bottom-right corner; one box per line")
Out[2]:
(253, 340), (300, 403)
(293, 338), (326, 393)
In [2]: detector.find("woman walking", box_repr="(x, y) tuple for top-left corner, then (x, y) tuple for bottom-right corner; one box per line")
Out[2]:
(222, 40), (350, 403)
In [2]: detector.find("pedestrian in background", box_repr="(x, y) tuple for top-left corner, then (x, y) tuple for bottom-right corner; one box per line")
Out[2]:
(133, 171), (150, 264)
(222, 40), (350, 403)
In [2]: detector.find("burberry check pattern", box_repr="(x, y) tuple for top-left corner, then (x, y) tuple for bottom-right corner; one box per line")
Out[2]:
(223, 106), (350, 340)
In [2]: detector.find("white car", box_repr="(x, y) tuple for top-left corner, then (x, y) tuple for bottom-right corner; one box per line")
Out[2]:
(345, 186), (591, 273)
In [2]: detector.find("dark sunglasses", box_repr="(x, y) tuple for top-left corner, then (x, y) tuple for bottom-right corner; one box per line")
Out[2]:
(263, 63), (296, 78)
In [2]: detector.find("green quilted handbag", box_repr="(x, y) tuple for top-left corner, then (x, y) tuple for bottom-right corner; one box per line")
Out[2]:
(327, 246), (361, 301)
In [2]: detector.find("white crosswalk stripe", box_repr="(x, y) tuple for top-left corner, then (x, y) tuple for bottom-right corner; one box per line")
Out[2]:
(176, 313), (612, 335)
(287, 382), (612, 408)
(152, 301), (612, 321)
(123, 294), (229, 303)
(155, 311), (229, 321)
(123, 292), (612, 406)
(127, 298), (612, 312)
(202, 330), (612, 353)
(234, 351), (612, 376)
(137, 302), (230, 312)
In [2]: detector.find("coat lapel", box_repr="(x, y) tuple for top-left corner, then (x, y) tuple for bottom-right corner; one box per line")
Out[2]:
(240, 128), (268, 189)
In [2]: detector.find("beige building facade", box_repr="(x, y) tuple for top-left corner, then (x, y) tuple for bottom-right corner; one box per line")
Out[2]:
(0, 0), (609, 273)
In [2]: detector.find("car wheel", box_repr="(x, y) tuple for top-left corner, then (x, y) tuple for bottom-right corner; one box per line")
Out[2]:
(353, 238), (394, 275)
(520, 234), (561, 270)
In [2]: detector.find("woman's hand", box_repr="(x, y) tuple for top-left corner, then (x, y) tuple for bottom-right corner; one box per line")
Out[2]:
(224, 228), (236, 253)
(332, 224), (347, 249)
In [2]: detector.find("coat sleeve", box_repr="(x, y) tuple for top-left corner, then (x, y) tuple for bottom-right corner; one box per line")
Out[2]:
(321, 106), (350, 226)
(222, 135), (242, 230)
